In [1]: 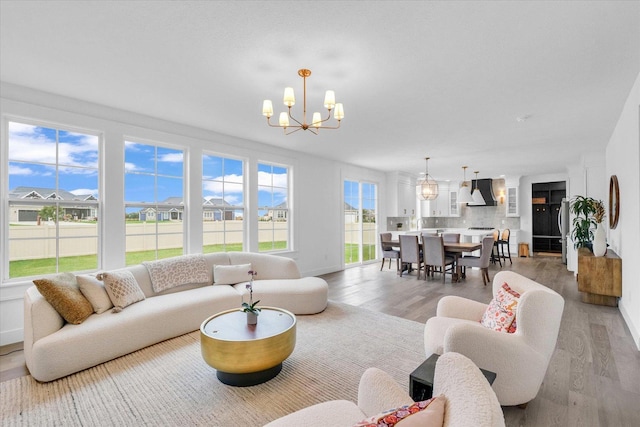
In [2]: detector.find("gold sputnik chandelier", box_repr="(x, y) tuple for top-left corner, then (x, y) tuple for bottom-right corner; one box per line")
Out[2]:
(262, 69), (344, 135)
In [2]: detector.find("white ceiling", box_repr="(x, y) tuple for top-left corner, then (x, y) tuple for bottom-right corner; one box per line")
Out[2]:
(1, 1), (639, 181)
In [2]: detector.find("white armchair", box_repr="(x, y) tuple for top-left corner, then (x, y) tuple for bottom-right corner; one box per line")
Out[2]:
(264, 352), (505, 427)
(424, 271), (565, 407)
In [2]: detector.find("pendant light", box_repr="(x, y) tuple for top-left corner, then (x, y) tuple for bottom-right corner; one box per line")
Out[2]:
(416, 157), (439, 200)
(458, 166), (474, 204)
(471, 171), (486, 205)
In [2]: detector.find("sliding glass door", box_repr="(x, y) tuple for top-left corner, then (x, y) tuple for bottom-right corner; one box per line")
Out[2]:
(344, 180), (377, 266)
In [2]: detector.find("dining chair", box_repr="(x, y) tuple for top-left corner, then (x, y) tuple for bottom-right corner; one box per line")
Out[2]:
(442, 232), (461, 260)
(442, 233), (460, 243)
(490, 229), (502, 267)
(422, 235), (455, 283)
(399, 235), (424, 279)
(457, 236), (495, 285)
(496, 229), (512, 265)
(379, 233), (400, 271)
(420, 232), (438, 241)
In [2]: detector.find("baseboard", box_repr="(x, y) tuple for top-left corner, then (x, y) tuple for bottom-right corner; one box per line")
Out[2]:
(619, 299), (640, 351)
(0, 328), (24, 347)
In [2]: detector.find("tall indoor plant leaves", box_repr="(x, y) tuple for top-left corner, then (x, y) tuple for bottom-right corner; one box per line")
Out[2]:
(569, 195), (598, 249)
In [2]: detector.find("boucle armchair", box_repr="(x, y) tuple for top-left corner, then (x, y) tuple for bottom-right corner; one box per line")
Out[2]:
(424, 271), (564, 406)
(264, 352), (505, 427)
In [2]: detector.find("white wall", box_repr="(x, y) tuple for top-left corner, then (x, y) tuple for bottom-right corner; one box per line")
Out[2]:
(606, 72), (640, 350)
(0, 83), (386, 345)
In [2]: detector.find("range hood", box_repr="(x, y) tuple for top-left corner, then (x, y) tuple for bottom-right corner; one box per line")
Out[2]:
(468, 178), (497, 207)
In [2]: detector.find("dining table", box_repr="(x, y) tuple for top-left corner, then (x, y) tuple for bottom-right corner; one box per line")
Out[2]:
(387, 239), (482, 282)
(444, 242), (482, 282)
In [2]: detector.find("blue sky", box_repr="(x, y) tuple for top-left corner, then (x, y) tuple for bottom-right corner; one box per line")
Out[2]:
(8, 122), (99, 197)
(344, 180), (377, 210)
(8, 121), (288, 216)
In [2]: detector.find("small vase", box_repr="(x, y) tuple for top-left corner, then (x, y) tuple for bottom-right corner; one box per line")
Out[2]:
(246, 311), (258, 325)
(593, 222), (607, 257)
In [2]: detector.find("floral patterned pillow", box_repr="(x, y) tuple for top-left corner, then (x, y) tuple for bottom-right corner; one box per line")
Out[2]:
(353, 396), (445, 427)
(480, 283), (521, 333)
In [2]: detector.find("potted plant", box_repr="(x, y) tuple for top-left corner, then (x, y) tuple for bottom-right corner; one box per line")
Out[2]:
(242, 270), (260, 325)
(591, 199), (607, 256)
(569, 195), (598, 250)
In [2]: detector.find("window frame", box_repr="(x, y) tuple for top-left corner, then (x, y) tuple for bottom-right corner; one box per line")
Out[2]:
(123, 138), (186, 264)
(257, 161), (291, 253)
(202, 151), (246, 253)
(3, 117), (102, 280)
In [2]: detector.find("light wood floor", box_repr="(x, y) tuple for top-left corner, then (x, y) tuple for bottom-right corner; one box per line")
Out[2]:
(1, 255), (638, 426)
(321, 255), (640, 427)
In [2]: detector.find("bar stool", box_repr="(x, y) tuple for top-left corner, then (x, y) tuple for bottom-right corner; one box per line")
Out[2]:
(496, 229), (512, 265)
(490, 229), (502, 267)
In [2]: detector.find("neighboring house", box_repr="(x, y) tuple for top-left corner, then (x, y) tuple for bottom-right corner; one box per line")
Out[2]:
(266, 201), (288, 221)
(8, 186), (97, 222)
(344, 202), (358, 224)
(138, 196), (239, 221)
(203, 196), (235, 221)
(138, 196), (184, 221)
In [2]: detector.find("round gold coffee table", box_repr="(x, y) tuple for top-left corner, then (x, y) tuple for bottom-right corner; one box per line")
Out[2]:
(200, 307), (296, 386)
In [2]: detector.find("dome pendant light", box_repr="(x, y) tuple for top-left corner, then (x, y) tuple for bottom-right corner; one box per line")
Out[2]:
(471, 171), (486, 205)
(458, 166), (474, 204)
(416, 157), (439, 200)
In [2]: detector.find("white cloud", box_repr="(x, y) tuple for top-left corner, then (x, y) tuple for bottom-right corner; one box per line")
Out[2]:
(8, 122), (38, 135)
(257, 171), (288, 195)
(124, 162), (139, 172)
(8, 164), (33, 175)
(9, 124), (99, 168)
(159, 152), (184, 162)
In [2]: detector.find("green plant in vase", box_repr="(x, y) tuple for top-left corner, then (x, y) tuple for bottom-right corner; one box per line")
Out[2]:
(569, 195), (598, 249)
(242, 270), (260, 324)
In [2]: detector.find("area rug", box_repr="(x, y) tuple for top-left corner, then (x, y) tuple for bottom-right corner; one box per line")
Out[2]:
(1, 302), (426, 426)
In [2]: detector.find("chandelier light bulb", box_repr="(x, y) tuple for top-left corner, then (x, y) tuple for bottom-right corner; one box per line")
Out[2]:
(279, 112), (289, 127)
(262, 100), (273, 118)
(283, 87), (295, 107)
(312, 112), (322, 128)
(324, 90), (336, 109)
(334, 103), (344, 121)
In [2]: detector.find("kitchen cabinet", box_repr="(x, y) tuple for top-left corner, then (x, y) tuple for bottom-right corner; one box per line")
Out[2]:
(397, 181), (416, 216)
(420, 182), (458, 217)
(532, 181), (566, 253)
(386, 172), (416, 216)
(429, 182), (449, 217)
(506, 186), (518, 217)
(449, 188), (459, 217)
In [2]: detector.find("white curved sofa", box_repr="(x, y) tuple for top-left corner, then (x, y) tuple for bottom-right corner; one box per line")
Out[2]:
(23, 252), (328, 382)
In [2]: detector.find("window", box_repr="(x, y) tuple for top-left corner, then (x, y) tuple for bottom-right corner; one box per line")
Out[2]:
(257, 163), (289, 252)
(7, 121), (99, 279)
(124, 141), (183, 264)
(202, 154), (244, 252)
(344, 180), (377, 265)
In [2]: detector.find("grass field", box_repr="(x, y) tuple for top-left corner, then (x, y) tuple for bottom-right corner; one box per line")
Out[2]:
(344, 243), (376, 264)
(9, 241), (289, 278)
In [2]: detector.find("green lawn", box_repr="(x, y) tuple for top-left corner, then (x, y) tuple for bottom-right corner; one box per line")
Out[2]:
(345, 243), (376, 264)
(9, 241), (289, 278)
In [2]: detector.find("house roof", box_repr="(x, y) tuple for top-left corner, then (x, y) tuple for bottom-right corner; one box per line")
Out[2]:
(9, 186), (96, 201)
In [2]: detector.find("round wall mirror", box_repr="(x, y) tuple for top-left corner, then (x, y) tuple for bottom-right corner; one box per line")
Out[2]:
(609, 175), (619, 229)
